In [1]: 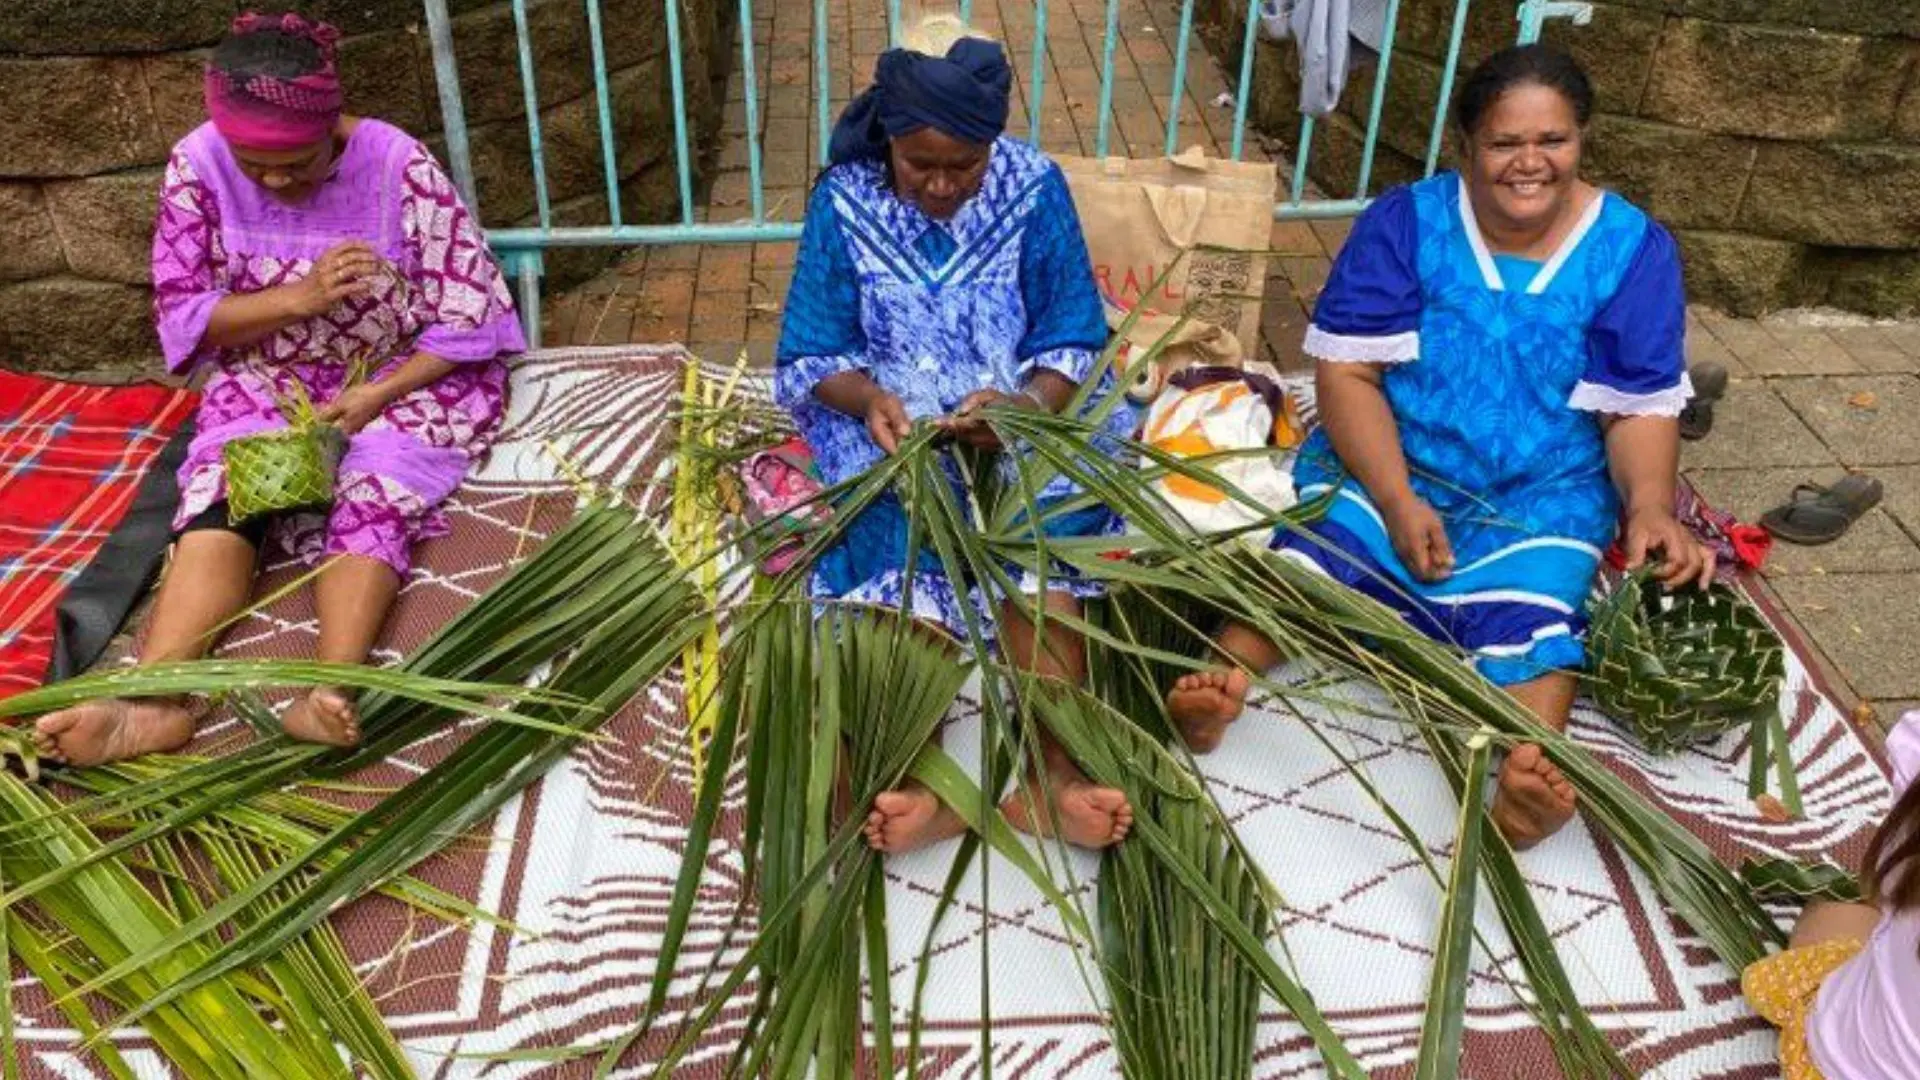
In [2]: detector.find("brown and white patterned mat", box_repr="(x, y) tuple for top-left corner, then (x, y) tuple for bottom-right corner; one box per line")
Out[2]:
(12, 346), (1894, 1079)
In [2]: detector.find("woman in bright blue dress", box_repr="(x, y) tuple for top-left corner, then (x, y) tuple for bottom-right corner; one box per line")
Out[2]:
(1167, 45), (1715, 848)
(775, 21), (1136, 855)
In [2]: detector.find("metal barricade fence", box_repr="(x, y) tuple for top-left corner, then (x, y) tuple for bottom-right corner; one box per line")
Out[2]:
(421, 0), (1593, 344)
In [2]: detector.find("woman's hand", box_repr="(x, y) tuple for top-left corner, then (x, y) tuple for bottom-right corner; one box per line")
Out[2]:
(293, 241), (382, 318)
(1381, 493), (1455, 582)
(316, 384), (388, 435)
(1621, 504), (1716, 590)
(865, 391), (913, 454)
(937, 388), (1037, 450)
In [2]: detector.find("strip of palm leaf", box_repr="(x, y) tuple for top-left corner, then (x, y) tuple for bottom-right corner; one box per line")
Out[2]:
(976, 405), (1781, 968)
(63, 498), (708, 1031)
(0, 771), (344, 1078)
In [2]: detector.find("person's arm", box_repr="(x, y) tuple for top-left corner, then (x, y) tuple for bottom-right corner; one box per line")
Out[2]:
(1577, 221), (1711, 589)
(151, 149), (382, 372)
(775, 181), (900, 443)
(316, 351), (458, 433)
(1297, 187), (1446, 577)
(201, 240), (382, 350)
(401, 147), (528, 363)
(311, 146), (531, 436)
(1317, 361), (1453, 580)
(1604, 414), (1713, 587)
(815, 369), (913, 453)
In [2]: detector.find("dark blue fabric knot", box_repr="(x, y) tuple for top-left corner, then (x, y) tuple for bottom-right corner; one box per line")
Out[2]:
(828, 38), (1012, 165)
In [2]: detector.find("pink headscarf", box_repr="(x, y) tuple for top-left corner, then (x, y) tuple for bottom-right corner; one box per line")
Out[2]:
(204, 11), (344, 151)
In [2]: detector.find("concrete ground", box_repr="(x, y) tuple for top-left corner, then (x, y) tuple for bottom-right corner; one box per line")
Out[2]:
(546, 0), (1920, 728)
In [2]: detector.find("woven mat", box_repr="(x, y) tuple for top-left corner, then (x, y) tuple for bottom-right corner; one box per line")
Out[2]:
(11, 346), (1894, 1079)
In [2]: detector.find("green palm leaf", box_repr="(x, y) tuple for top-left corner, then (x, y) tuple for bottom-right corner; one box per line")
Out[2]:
(1415, 732), (1494, 1080)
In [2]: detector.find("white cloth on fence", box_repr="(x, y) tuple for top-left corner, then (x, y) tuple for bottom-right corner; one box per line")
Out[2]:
(1257, 0), (1390, 117)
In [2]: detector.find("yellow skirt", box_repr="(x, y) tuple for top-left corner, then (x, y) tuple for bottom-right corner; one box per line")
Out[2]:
(1741, 938), (1866, 1080)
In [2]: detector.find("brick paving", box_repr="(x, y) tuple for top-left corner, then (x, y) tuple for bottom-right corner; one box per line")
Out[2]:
(549, 0), (1920, 729)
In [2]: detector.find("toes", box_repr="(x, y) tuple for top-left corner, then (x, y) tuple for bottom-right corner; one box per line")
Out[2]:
(34, 710), (79, 736)
(1506, 742), (1544, 772)
(1223, 668), (1251, 696)
(314, 689), (357, 722)
(1088, 787), (1129, 815)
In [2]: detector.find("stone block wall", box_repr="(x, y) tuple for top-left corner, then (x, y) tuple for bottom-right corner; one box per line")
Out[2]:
(0, 0), (735, 376)
(1197, 0), (1920, 316)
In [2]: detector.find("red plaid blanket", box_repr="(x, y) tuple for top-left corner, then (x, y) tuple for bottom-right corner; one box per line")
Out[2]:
(0, 371), (197, 699)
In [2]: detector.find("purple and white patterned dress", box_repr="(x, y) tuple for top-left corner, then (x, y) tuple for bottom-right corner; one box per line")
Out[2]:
(152, 118), (525, 576)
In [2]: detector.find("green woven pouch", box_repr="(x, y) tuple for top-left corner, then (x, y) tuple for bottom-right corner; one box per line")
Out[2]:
(1585, 567), (1786, 755)
(223, 423), (346, 525)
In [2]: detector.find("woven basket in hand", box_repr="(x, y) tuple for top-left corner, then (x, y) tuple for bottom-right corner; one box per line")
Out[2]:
(222, 423), (346, 525)
(1585, 567), (1785, 754)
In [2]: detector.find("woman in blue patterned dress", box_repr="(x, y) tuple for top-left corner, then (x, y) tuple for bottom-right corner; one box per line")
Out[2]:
(1166, 45), (1715, 848)
(775, 21), (1135, 855)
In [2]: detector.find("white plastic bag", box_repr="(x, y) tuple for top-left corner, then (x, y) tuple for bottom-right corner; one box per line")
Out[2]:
(1139, 367), (1303, 536)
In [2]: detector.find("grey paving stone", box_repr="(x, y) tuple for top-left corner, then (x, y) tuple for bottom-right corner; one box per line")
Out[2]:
(1697, 309), (1797, 375)
(1680, 380), (1837, 471)
(1756, 322), (1866, 376)
(1873, 464), (1920, 541)
(1828, 326), (1920, 375)
(1685, 466), (1920, 575)
(1766, 572), (1920, 699)
(1769, 573), (1920, 700)
(1776, 374), (1920, 467)
(1875, 322), (1920, 361)
(1686, 308), (1750, 378)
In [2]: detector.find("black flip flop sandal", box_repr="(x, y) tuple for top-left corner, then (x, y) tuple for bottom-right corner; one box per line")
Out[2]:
(1679, 362), (1729, 442)
(1759, 474), (1884, 545)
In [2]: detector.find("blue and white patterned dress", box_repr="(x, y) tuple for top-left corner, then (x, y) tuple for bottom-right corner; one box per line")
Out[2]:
(775, 136), (1134, 634)
(1278, 172), (1691, 685)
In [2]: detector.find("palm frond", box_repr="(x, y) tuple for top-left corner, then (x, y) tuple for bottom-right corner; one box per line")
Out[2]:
(1415, 732), (1494, 1080)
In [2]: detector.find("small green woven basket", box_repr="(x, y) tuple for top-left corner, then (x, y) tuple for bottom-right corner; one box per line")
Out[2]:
(1585, 567), (1786, 755)
(222, 423), (346, 525)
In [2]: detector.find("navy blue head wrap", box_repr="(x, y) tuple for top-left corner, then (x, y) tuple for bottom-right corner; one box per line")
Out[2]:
(827, 37), (1012, 165)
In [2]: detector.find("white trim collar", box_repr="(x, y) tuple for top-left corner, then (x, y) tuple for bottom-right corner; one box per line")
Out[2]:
(1456, 175), (1504, 291)
(1454, 175), (1609, 295)
(1527, 190), (1607, 295)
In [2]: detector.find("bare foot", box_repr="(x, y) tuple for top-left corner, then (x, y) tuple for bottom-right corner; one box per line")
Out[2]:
(1167, 668), (1250, 753)
(31, 697), (198, 767)
(1490, 743), (1577, 850)
(280, 687), (362, 747)
(864, 783), (967, 854)
(1001, 773), (1133, 850)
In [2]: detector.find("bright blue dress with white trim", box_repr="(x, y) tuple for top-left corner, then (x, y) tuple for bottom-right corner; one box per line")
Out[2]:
(776, 136), (1134, 634)
(1278, 172), (1691, 685)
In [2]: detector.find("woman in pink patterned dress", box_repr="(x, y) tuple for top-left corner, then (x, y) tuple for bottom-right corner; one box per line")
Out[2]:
(34, 11), (523, 766)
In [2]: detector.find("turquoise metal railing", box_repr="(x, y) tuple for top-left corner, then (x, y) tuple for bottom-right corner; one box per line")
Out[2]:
(420, 0), (1591, 343)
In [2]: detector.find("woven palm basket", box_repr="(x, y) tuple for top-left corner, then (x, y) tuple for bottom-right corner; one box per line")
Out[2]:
(1585, 568), (1786, 754)
(222, 424), (346, 525)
